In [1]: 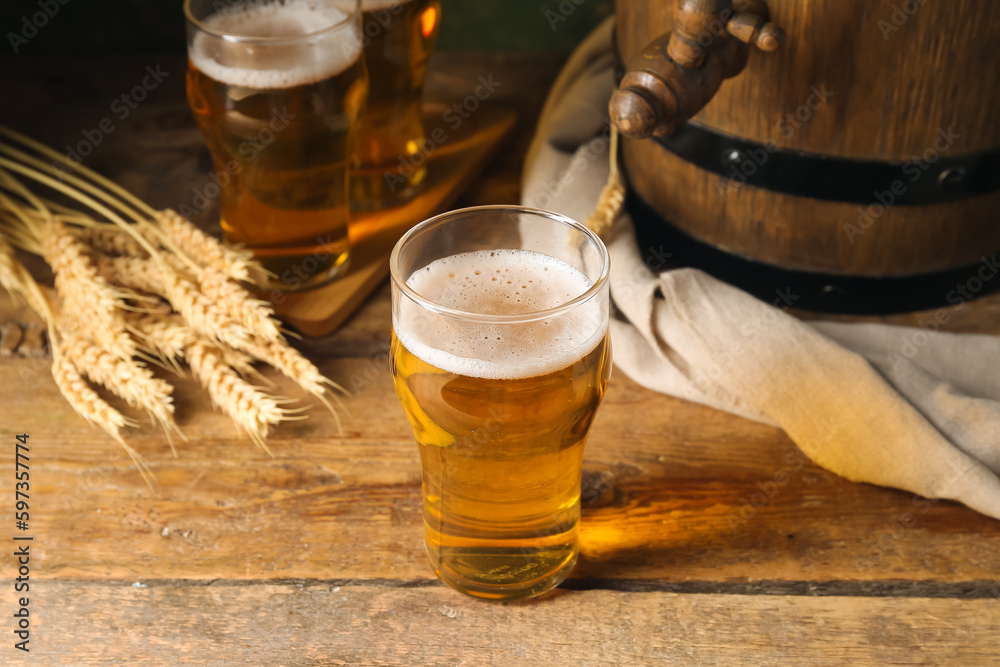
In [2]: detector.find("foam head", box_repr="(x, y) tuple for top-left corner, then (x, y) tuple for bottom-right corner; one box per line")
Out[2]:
(189, 0), (362, 89)
(395, 249), (608, 380)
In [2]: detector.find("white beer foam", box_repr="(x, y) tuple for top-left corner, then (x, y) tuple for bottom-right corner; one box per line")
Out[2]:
(190, 0), (362, 89)
(396, 249), (607, 380)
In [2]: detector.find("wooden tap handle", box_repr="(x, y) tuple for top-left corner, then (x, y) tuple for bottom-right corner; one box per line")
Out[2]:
(609, 88), (660, 140)
(610, 1), (784, 140)
(726, 11), (785, 52)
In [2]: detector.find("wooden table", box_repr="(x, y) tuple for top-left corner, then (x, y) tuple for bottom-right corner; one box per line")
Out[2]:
(2, 53), (1000, 666)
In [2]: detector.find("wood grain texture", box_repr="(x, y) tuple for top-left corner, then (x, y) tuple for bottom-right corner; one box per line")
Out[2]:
(623, 138), (1000, 275)
(2, 287), (1000, 588)
(617, 0), (1000, 159)
(1, 52), (999, 663)
(1, 583), (998, 666)
(616, 0), (1000, 276)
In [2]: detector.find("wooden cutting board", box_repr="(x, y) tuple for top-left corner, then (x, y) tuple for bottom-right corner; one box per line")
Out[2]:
(269, 102), (517, 337)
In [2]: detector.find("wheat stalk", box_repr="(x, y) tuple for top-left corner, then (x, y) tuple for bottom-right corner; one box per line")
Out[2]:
(199, 270), (283, 342)
(0, 126), (346, 470)
(236, 336), (346, 432)
(156, 209), (254, 282)
(3, 225), (159, 483)
(60, 330), (179, 438)
(584, 125), (625, 240)
(97, 255), (250, 348)
(50, 340), (156, 487)
(40, 218), (136, 360)
(75, 224), (149, 258)
(0, 231), (24, 303)
(127, 312), (195, 363)
(0, 153), (163, 266)
(0, 230), (52, 320)
(184, 338), (303, 454)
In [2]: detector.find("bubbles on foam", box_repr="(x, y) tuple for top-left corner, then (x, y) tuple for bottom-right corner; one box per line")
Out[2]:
(405, 249), (591, 314)
(190, 0), (362, 89)
(395, 249), (607, 380)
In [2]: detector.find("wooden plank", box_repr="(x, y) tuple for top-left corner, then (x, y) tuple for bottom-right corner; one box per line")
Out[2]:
(1, 583), (998, 665)
(2, 281), (999, 586)
(0, 51), (1000, 620)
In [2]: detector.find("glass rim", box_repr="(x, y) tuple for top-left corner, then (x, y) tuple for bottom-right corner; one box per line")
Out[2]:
(389, 205), (611, 325)
(183, 0), (361, 44)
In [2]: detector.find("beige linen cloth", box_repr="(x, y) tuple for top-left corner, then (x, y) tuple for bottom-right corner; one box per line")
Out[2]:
(522, 19), (1000, 519)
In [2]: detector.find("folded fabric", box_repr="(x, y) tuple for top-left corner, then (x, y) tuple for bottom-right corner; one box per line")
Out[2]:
(522, 18), (1000, 519)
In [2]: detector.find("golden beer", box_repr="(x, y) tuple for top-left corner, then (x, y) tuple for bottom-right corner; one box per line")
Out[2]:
(350, 0), (440, 209)
(391, 241), (612, 600)
(184, 0), (368, 291)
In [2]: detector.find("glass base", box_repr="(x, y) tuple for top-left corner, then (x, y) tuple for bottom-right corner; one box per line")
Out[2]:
(426, 541), (578, 601)
(247, 247), (350, 293)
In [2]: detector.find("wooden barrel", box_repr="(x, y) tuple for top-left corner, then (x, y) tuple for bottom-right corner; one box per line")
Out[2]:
(615, 0), (1000, 305)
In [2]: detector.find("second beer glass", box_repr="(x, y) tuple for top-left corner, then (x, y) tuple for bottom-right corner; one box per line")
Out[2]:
(351, 0), (441, 209)
(184, 0), (368, 291)
(390, 206), (612, 600)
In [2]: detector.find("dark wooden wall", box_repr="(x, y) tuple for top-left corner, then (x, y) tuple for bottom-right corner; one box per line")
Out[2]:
(0, 0), (613, 55)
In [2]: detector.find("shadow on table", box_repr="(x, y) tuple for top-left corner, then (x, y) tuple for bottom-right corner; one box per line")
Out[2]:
(566, 464), (985, 588)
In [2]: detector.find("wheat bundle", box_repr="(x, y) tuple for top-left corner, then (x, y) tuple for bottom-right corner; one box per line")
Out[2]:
(0, 125), (345, 484)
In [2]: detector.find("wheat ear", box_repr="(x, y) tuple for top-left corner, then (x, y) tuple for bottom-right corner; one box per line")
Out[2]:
(3, 228), (157, 483)
(156, 209), (254, 282)
(236, 336), (346, 432)
(75, 224), (149, 258)
(2, 229), (129, 442)
(60, 330), (180, 440)
(129, 308), (270, 388)
(584, 125), (625, 240)
(50, 337), (156, 487)
(97, 256), (250, 348)
(41, 218), (136, 360)
(157, 250), (282, 343)
(199, 270), (283, 342)
(184, 338), (302, 454)
(126, 312), (195, 365)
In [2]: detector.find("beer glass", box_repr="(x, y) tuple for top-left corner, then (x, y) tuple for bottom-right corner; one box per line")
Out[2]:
(350, 0), (441, 210)
(184, 0), (368, 291)
(390, 206), (612, 600)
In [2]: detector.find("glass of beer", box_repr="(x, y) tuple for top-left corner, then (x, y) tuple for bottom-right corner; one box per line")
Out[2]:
(390, 206), (612, 600)
(184, 0), (368, 291)
(350, 0), (441, 210)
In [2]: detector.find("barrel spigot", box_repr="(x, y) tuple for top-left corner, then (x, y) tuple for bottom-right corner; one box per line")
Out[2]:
(610, 0), (785, 139)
